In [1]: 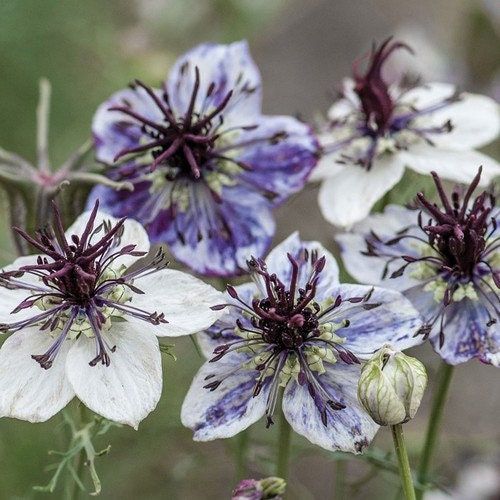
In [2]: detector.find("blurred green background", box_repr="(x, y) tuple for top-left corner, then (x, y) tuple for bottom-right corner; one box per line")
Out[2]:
(0, 0), (499, 498)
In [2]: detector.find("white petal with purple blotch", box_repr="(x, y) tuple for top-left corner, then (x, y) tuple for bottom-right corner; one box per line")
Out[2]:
(325, 283), (423, 359)
(265, 232), (339, 301)
(336, 204), (422, 289)
(0, 328), (74, 422)
(181, 355), (267, 440)
(401, 146), (500, 185)
(65, 323), (162, 429)
(66, 210), (150, 269)
(430, 298), (499, 366)
(166, 41), (262, 126)
(282, 363), (378, 453)
(93, 86), (164, 164)
(130, 268), (224, 337)
(318, 155), (406, 228)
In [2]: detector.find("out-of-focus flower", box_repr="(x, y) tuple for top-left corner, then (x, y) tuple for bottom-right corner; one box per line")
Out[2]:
(181, 233), (422, 453)
(337, 168), (499, 366)
(0, 202), (222, 427)
(313, 37), (499, 227)
(358, 346), (427, 426)
(89, 41), (318, 276)
(232, 477), (286, 500)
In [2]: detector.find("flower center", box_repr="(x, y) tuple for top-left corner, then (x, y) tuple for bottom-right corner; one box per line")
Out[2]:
(0, 202), (168, 369)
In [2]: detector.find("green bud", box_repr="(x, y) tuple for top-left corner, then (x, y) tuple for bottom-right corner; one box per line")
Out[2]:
(357, 346), (427, 426)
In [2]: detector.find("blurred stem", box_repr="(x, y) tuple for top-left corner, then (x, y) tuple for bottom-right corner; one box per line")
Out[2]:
(37, 78), (51, 173)
(5, 188), (29, 256)
(334, 460), (346, 500)
(235, 430), (249, 479)
(416, 363), (454, 500)
(276, 412), (292, 480)
(391, 424), (416, 500)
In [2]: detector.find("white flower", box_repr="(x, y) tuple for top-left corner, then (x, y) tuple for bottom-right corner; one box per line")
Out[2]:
(0, 202), (223, 428)
(312, 38), (500, 227)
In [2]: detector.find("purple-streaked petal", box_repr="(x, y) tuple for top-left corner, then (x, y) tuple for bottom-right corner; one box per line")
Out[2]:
(181, 355), (268, 441)
(166, 40), (262, 125)
(282, 363), (378, 453)
(92, 87), (164, 164)
(234, 115), (319, 204)
(323, 284), (423, 358)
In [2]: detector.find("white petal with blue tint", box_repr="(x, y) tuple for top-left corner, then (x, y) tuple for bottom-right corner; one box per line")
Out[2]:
(0, 328), (74, 422)
(326, 284), (423, 358)
(282, 363), (378, 453)
(265, 232), (340, 299)
(181, 357), (267, 441)
(318, 155), (406, 228)
(130, 268), (224, 337)
(65, 323), (162, 429)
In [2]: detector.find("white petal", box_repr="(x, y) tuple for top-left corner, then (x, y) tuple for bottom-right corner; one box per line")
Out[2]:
(65, 323), (162, 429)
(0, 329), (74, 422)
(181, 356), (267, 441)
(318, 156), (405, 227)
(282, 364), (378, 453)
(327, 79), (359, 121)
(427, 93), (500, 150)
(66, 210), (150, 268)
(401, 146), (500, 185)
(131, 269), (224, 337)
(400, 82), (457, 110)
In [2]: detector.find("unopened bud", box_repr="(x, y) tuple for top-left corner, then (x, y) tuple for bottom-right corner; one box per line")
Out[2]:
(232, 477), (286, 500)
(357, 346), (427, 426)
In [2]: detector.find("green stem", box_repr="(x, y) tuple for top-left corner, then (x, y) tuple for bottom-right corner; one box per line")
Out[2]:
(235, 430), (249, 479)
(416, 362), (454, 499)
(391, 424), (416, 500)
(276, 412), (292, 480)
(65, 403), (88, 499)
(334, 459), (346, 500)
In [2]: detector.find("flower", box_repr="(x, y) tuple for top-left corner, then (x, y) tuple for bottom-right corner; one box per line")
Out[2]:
(357, 346), (427, 426)
(232, 477), (286, 500)
(312, 37), (500, 227)
(337, 168), (499, 366)
(89, 41), (318, 276)
(0, 201), (222, 427)
(181, 233), (422, 453)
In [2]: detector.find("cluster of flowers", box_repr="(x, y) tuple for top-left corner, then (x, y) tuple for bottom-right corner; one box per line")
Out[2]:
(0, 38), (498, 463)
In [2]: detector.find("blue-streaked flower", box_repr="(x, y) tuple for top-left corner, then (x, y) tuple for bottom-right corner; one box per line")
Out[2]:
(181, 233), (422, 453)
(337, 168), (499, 366)
(89, 41), (318, 276)
(0, 202), (222, 427)
(232, 477), (286, 500)
(312, 37), (500, 227)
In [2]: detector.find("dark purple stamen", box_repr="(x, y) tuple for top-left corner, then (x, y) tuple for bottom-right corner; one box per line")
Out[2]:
(0, 201), (168, 368)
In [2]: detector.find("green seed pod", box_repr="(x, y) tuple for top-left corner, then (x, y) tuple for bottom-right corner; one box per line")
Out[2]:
(357, 346), (428, 426)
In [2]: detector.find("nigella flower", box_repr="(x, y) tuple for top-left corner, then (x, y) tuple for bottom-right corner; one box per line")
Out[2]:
(0, 202), (222, 427)
(89, 41), (318, 276)
(337, 168), (499, 366)
(181, 233), (422, 452)
(312, 37), (500, 227)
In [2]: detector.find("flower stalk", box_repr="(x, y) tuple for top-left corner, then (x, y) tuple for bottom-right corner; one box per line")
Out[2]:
(391, 424), (416, 500)
(416, 362), (454, 500)
(276, 411), (292, 480)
